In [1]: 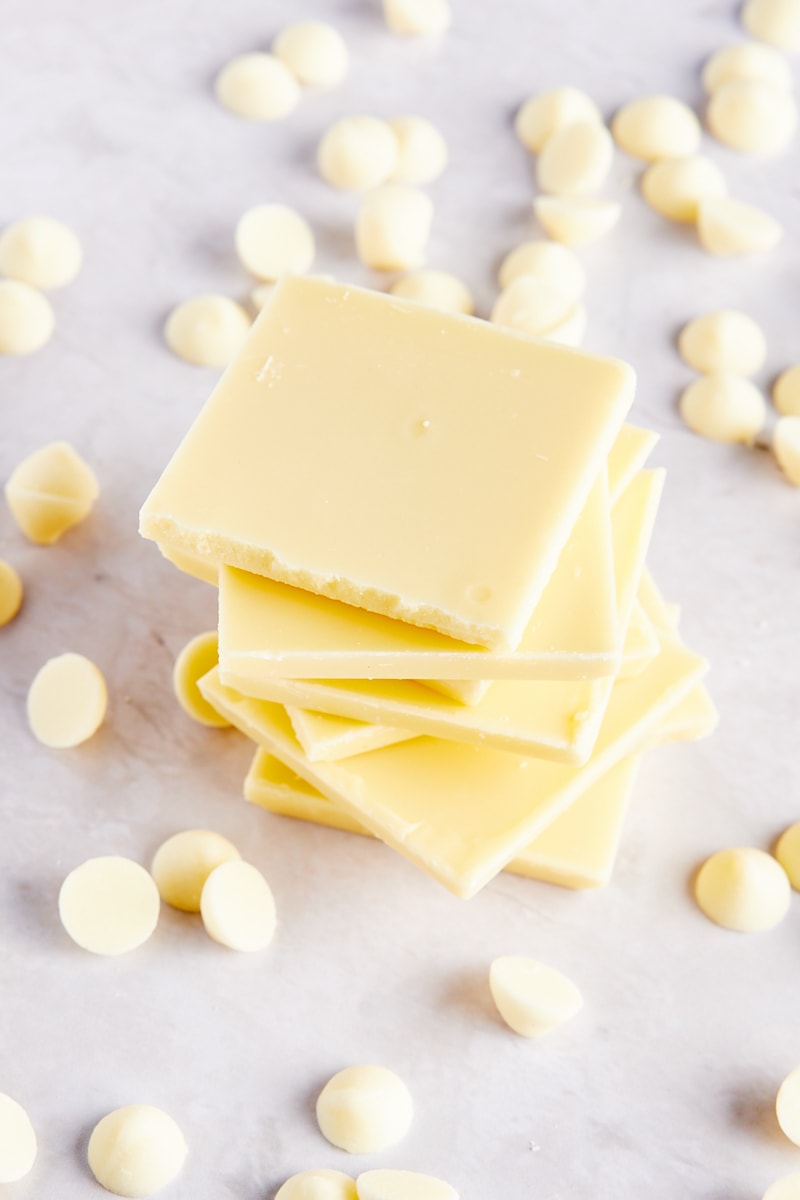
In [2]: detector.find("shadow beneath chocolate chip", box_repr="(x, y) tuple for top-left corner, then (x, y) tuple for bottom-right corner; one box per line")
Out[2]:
(439, 967), (500, 1029)
(729, 1080), (784, 1145)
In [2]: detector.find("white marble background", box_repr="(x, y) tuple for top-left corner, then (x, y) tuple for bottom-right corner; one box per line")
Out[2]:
(1, 1), (799, 1197)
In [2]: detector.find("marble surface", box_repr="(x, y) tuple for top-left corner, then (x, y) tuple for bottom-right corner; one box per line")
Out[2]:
(1, 1), (799, 1197)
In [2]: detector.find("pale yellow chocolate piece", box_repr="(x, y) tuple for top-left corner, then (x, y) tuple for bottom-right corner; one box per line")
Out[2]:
(356, 185), (433, 271)
(697, 196), (783, 255)
(383, 0), (451, 36)
(515, 87), (602, 153)
(28, 652), (107, 748)
(0, 1093), (37, 1183)
(59, 856), (160, 955)
(533, 196), (621, 246)
(215, 53), (300, 121)
(317, 1066), (413, 1154)
(489, 956), (583, 1037)
(775, 822), (800, 888)
(6, 441), (98, 544)
(318, 117), (398, 190)
(141, 277), (634, 652)
(151, 829), (241, 911)
(607, 425), (659, 504)
(680, 374), (766, 444)
(641, 155), (727, 222)
(678, 309), (766, 375)
(164, 295), (251, 368)
(536, 121), (614, 196)
(773, 416), (800, 485)
(88, 1105), (188, 1198)
(707, 81), (797, 153)
(273, 22), (349, 89)
(388, 116), (448, 184)
(498, 239), (586, 299)
(743, 0), (800, 50)
(0, 560), (23, 627)
(173, 631), (231, 727)
(491, 275), (574, 337)
(200, 859), (276, 951)
(612, 95), (701, 161)
(777, 1067), (800, 1146)
(0, 216), (82, 289)
(773, 365), (800, 415)
(703, 41), (793, 92)
(276, 1170), (357, 1200)
(619, 602), (660, 680)
(0, 279), (54, 354)
(546, 302), (587, 348)
(235, 204), (315, 281)
(287, 707), (416, 762)
(202, 632), (708, 898)
(390, 270), (472, 315)
(357, 1170), (457, 1200)
(763, 1174), (800, 1200)
(694, 848), (791, 931)
(251, 283), (277, 311)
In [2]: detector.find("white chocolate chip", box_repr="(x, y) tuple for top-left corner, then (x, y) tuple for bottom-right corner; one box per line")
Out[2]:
(388, 116), (448, 184)
(775, 823), (800, 889)
(515, 87), (602, 154)
(200, 860), (276, 952)
(0, 1094), (37, 1183)
(276, 1170), (357, 1200)
(697, 195), (783, 255)
(491, 275), (574, 336)
(316, 1065), (413, 1154)
(28, 653), (108, 748)
(0, 216), (82, 290)
(355, 184), (433, 271)
(545, 301), (587, 348)
(5, 441), (99, 545)
(88, 1105), (188, 1198)
(536, 120), (614, 195)
(251, 283), (277, 311)
(498, 240), (586, 301)
(773, 416), (800, 485)
(383, 0), (451, 36)
(318, 117), (399, 191)
(533, 196), (621, 246)
(703, 41), (793, 93)
(164, 295), (251, 367)
(612, 95), (702, 161)
(773, 365), (800, 415)
(679, 374), (766, 444)
(59, 857), (160, 954)
(173, 631), (231, 728)
(707, 80), (797, 153)
(151, 830), (241, 912)
(273, 22), (349, 89)
(215, 53), (301, 121)
(742, 0), (800, 51)
(777, 1067), (800, 1146)
(0, 279), (54, 355)
(356, 1169), (458, 1200)
(763, 1173), (800, 1200)
(694, 847), (791, 932)
(641, 155), (728, 222)
(235, 204), (315, 281)
(489, 955), (584, 1038)
(678, 310), (766, 375)
(390, 270), (473, 314)
(0, 560), (22, 627)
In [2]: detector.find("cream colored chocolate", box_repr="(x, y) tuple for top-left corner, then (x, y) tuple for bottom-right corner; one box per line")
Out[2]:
(0, 279), (54, 354)
(28, 652), (107, 748)
(498, 239), (586, 300)
(641, 155), (727, 222)
(317, 1066), (413, 1154)
(235, 204), (315, 280)
(318, 117), (398, 190)
(612, 95), (701, 160)
(707, 81), (797, 154)
(0, 560), (23, 626)
(88, 1105), (188, 1198)
(697, 196), (783, 255)
(287, 707), (416, 762)
(165, 295), (251, 368)
(608, 425), (659, 503)
(763, 1173), (800, 1200)
(533, 196), (621, 246)
(273, 22), (349, 89)
(383, 0), (451, 36)
(141, 277), (634, 652)
(388, 117), (448, 184)
(546, 302), (587, 348)
(773, 417), (800, 485)
(390, 270), (472, 315)
(0, 1093), (37, 1183)
(356, 1170), (458, 1200)
(773, 365), (800, 416)
(173, 631), (231, 727)
(201, 631), (707, 898)
(0, 216), (82, 289)
(200, 860), (276, 951)
(489, 956), (583, 1037)
(536, 121), (614, 195)
(59, 856), (160, 955)
(276, 1170), (357, 1200)
(703, 42), (793, 93)
(678, 310), (766, 375)
(515, 88), (602, 153)
(5, 441), (98, 544)
(215, 53), (301, 121)
(680, 375), (766, 444)
(694, 848), (791, 932)
(491, 275), (574, 338)
(778, 1067), (800, 1147)
(743, 0), (800, 50)
(356, 185), (433, 270)
(775, 822), (800, 889)
(151, 830), (241, 911)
